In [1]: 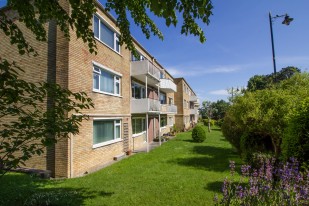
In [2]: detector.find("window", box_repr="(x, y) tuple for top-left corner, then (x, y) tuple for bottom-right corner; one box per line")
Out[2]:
(93, 65), (121, 96)
(132, 118), (146, 134)
(160, 72), (165, 79)
(168, 116), (173, 126)
(184, 100), (187, 108)
(160, 93), (166, 104)
(160, 116), (167, 127)
(168, 97), (173, 105)
(132, 82), (146, 99)
(93, 15), (120, 53)
(93, 119), (121, 146)
(131, 51), (145, 61)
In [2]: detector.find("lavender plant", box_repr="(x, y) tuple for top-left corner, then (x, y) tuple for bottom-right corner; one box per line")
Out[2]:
(214, 158), (309, 205)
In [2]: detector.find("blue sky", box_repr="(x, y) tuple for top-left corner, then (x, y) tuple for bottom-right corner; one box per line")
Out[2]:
(125, 1), (309, 102)
(1, 1), (309, 102)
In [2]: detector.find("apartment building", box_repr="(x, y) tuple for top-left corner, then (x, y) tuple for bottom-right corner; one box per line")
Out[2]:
(0, 1), (180, 178)
(174, 78), (200, 131)
(130, 45), (177, 151)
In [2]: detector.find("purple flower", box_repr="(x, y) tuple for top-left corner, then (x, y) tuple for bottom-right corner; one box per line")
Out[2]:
(241, 165), (251, 176)
(229, 160), (235, 176)
(236, 185), (244, 199)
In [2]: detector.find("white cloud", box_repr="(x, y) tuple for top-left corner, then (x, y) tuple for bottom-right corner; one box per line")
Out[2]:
(277, 56), (309, 69)
(209, 89), (229, 96)
(166, 64), (245, 77)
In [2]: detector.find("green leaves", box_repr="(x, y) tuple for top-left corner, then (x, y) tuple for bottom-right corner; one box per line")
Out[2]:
(0, 60), (94, 175)
(104, 0), (213, 54)
(222, 73), (309, 160)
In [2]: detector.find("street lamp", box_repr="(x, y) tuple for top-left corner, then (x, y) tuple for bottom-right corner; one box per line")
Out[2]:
(269, 12), (293, 82)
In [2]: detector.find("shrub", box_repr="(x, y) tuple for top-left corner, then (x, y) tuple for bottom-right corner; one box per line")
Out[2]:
(202, 119), (208, 126)
(222, 73), (309, 159)
(282, 97), (309, 166)
(216, 119), (224, 127)
(192, 125), (206, 142)
(221, 112), (242, 152)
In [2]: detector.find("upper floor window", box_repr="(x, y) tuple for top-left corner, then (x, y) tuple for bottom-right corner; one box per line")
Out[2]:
(131, 51), (145, 61)
(93, 15), (120, 53)
(160, 93), (166, 104)
(132, 82), (146, 99)
(168, 97), (173, 105)
(160, 72), (165, 79)
(93, 65), (121, 96)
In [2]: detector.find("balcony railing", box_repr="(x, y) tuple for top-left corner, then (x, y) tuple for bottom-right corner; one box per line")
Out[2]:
(189, 95), (198, 102)
(160, 104), (177, 114)
(190, 108), (198, 115)
(131, 60), (161, 82)
(159, 79), (177, 93)
(131, 98), (160, 113)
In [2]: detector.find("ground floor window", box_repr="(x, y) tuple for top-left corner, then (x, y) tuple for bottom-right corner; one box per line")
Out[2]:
(168, 116), (174, 126)
(93, 119), (121, 147)
(160, 116), (167, 127)
(132, 117), (146, 134)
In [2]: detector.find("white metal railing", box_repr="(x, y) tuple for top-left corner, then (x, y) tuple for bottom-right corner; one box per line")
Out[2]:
(189, 95), (198, 102)
(131, 98), (160, 113)
(131, 60), (161, 80)
(159, 79), (177, 92)
(190, 108), (198, 115)
(160, 104), (177, 113)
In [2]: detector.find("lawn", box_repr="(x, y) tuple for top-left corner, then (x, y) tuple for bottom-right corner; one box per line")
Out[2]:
(0, 126), (242, 206)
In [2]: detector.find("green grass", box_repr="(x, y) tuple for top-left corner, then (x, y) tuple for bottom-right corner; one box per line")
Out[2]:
(0, 126), (242, 206)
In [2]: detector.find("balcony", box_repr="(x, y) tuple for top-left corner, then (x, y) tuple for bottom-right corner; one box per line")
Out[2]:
(190, 108), (198, 115)
(159, 79), (177, 93)
(131, 98), (160, 114)
(190, 96), (200, 106)
(131, 60), (161, 87)
(189, 95), (198, 102)
(160, 104), (177, 114)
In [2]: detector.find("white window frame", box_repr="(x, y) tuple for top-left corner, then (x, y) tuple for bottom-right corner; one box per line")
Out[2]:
(93, 118), (122, 148)
(168, 116), (174, 126)
(93, 14), (121, 53)
(132, 117), (146, 137)
(160, 116), (167, 128)
(131, 81), (146, 99)
(92, 62), (122, 97)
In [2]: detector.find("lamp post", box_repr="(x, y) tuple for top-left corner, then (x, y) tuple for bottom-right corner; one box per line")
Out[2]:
(268, 12), (293, 82)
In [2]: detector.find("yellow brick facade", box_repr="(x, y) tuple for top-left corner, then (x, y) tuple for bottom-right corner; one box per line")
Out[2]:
(0, 1), (197, 178)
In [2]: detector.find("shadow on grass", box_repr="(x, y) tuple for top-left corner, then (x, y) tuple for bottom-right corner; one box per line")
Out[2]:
(204, 181), (223, 193)
(205, 180), (246, 193)
(168, 145), (239, 172)
(211, 128), (222, 131)
(0, 173), (115, 206)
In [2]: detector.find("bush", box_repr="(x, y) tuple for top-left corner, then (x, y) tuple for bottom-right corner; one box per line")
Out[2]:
(192, 125), (206, 142)
(221, 112), (242, 152)
(282, 97), (309, 166)
(216, 119), (224, 127)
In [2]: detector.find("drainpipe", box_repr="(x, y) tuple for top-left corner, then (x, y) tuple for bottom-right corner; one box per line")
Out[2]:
(146, 76), (149, 153)
(70, 133), (73, 178)
(158, 85), (161, 146)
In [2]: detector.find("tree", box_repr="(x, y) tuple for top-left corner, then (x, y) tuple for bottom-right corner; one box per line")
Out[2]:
(222, 73), (309, 161)
(247, 75), (271, 92)
(1, 0), (213, 56)
(211, 100), (230, 120)
(0, 1), (214, 174)
(247, 66), (301, 92)
(0, 60), (94, 176)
